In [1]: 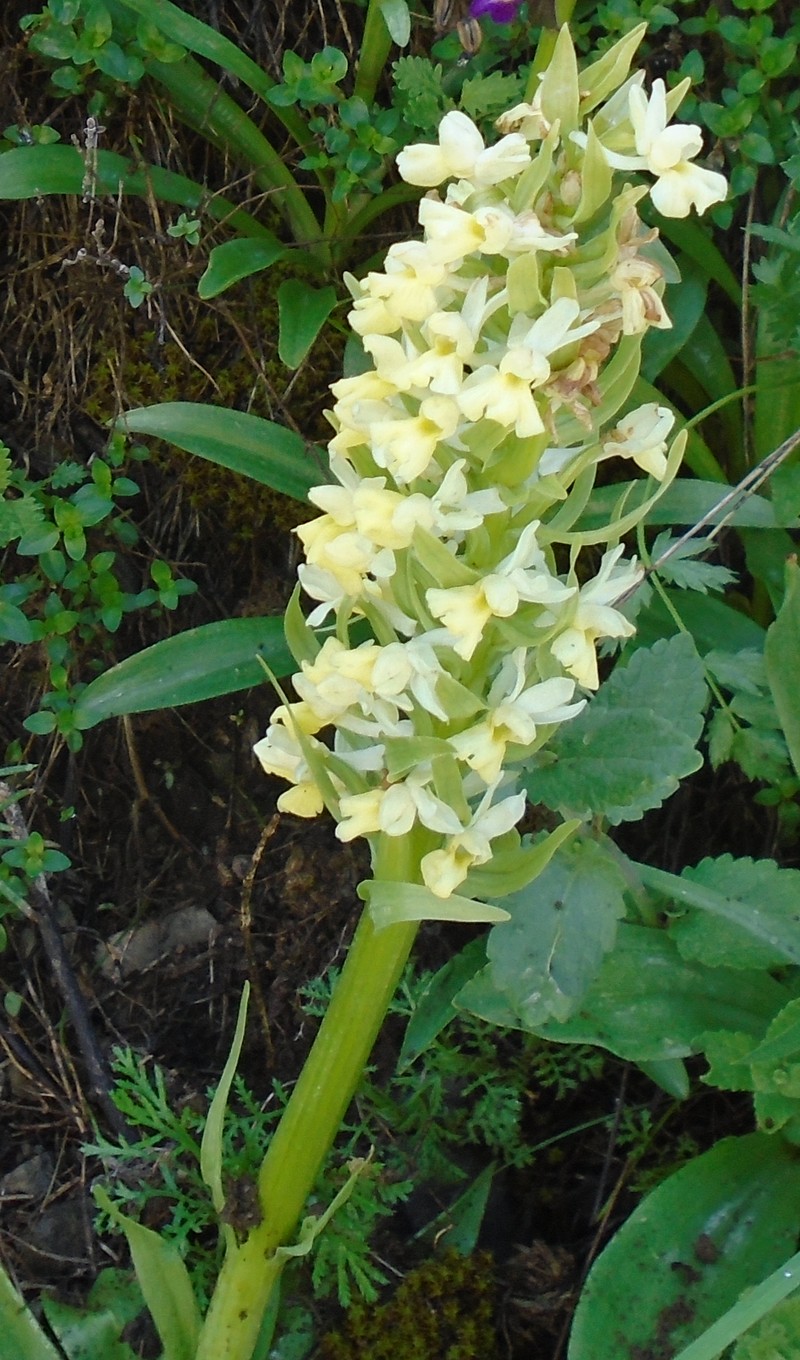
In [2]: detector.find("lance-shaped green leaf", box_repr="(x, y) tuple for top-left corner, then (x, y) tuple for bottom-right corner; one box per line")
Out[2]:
(670, 856), (800, 970)
(0, 1259), (62, 1360)
(525, 633), (706, 825)
(765, 557), (800, 780)
(484, 837), (628, 1027)
(568, 1134), (800, 1360)
(201, 983), (250, 1249)
(93, 1187), (201, 1360)
(116, 403), (324, 502)
(0, 144), (266, 238)
(73, 617), (293, 727)
(398, 936), (487, 1070)
(277, 281), (339, 369)
(198, 237), (287, 299)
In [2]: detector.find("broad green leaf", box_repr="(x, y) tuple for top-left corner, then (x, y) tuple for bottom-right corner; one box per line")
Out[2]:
(485, 837), (627, 1027)
(670, 856), (800, 970)
(360, 880), (510, 931)
(94, 1188), (200, 1360)
(73, 617), (293, 727)
(39, 1296), (137, 1360)
(525, 634), (706, 825)
(634, 589), (766, 656)
(277, 281), (338, 369)
(743, 525), (796, 613)
(579, 479), (786, 533)
(568, 1134), (800, 1360)
(198, 237), (286, 299)
(398, 937), (487, 1070)
(454, 965), (522, 1029)
(765, 557), (800, 779)
(748, 997), (800, 1099)
(116, 402), (324, 502)
(0, 1260), (62, 1360)
(377, 0), (411, 46)
(467, 923), (788, 1062)
(641, 860), (800, 968)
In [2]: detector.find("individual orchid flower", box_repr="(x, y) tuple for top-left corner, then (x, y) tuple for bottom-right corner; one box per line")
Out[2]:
(420, 782), (528, 898)
(549, 546), (642, 689)
(396, 110), (531, 189)
(603, 404), (675, 480)
(586, 78), (727, 218)
(336, 769), (461, 843)
(450, 650), (585, 782)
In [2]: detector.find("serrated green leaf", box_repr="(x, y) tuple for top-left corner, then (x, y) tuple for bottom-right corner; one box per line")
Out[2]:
(116, 402), (324, 502)
(641, 860), (800, 968)
(494, 923), (787, 1062)
(670, 856), (800, 971)
(765, 558), (800, 780)
(748, 997), (800, 1099)
(461, 71), (524, 120)
(525, 634), (706, 824)
(650, 532), (737, 594)
(485, 837), (627, 1027)
(40, 1295), (138, 1360)
(277, 281), (338, 369)
(198, 236), (286, 299)
(568, 1134), (800, 1360)
(72, 617), (294, 726)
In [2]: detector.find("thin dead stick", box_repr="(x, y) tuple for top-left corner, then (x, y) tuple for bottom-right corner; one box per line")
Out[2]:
(615, 426), (800, 605)
(0, 780), (130, 1138)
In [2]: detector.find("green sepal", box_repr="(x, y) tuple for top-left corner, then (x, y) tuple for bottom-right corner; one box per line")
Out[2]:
(463, 819), (581, 898)
(360, 879), (511, 931)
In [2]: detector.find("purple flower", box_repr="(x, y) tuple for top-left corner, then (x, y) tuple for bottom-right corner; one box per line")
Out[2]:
(469, 0), (523, 22)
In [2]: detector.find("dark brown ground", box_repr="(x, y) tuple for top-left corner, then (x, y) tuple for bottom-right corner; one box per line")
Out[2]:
(0, 4), (782, 1356)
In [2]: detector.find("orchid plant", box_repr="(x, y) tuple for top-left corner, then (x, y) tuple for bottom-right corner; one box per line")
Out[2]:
(0, 21), (731, 1360)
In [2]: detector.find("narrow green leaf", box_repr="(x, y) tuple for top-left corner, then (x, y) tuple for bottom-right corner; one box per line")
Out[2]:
(277, 281), (338, 369)
(485, 837), (628, 1027)
(765, 557), (800, 779)
(116, 402), (325, 502)
(641, 262), (708, 382)
(678, 1251), (800, 1360)
(0, 145), (268, 238)
(568, 1134), (800, 1360)
(0, 1261), (62, 1360)
(94, 1188), (200, 1360)
(525, 634), (706, 824)
(198, 237), (286, 299)
(201, 983), (250, 1251)
(398, 937), (487, 1070)
(73, 617), (294, 727)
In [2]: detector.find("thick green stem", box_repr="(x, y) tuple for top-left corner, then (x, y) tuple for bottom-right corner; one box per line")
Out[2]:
(196, 837), (419, 1360)
(353, 0), (395, 105)
(147, 55), (329, 261)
